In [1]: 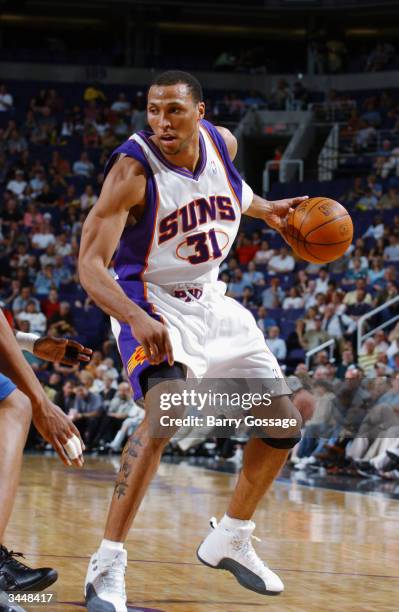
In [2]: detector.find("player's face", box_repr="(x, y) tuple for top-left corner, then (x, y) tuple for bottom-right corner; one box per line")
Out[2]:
(147, 84), (205, 156)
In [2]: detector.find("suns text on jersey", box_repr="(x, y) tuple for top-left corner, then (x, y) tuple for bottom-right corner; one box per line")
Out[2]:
(158, 195), (236, 245)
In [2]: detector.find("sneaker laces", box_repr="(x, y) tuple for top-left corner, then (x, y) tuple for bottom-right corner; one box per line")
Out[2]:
(209, 518), (269, 576)
(98, 552), (126, 598)
(0, 546), (27, 570)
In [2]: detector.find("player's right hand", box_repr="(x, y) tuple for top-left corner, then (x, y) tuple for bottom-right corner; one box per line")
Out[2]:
(32, 398), (85, 468)
(130, 312), (174, 366)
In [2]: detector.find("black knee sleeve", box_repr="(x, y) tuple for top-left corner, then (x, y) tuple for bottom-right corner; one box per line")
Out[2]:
(261, 436), (301, 449)
(139, 362), (186, 398)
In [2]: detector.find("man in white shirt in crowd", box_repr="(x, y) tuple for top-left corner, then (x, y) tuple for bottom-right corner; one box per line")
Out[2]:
(261, 276), (285, 308)
(93, 383), (143, 451)
(314, 267), (330, 294)
(265, 325), (287, 361)
(254, 240), (274, 265)
(321, 303), (357, 339)
(363, 216), (384, 240)
(29, 169), (46, 199)
(17, 300), (47, 335)
(31, 220), (56, 250)
(384, 235), (399, 262)
(72, 152), (94, 177)
(12, 286), (40, 315)
(0, 83), (13, 111)
(111, 93), (131, 114)
(80, 185), (98, 211)
(267, 247), (295, 275)
(55, 233), (72, 257)
(6, 170), (27, 200)
(343, 278), (373, 306)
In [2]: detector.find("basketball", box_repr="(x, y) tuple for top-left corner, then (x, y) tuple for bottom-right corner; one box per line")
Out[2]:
(285, 197), (353, 264)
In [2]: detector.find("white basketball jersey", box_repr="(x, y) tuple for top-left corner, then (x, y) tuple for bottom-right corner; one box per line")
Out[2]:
(107, 119), (253, 286)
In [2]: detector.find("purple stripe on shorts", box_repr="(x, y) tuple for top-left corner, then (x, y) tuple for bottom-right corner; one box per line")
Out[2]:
(115, 280), (163, 400)
(200, 119), (243, 210)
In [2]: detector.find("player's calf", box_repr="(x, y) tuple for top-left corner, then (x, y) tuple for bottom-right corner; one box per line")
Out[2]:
(251, 395), (302, 448)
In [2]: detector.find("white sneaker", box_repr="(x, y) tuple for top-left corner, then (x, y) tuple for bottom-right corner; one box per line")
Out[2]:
(84, 548), (127, 612)
(197, 518), (284, 596)
(294, 455), (316, 470)
(228, 447), (243, 468)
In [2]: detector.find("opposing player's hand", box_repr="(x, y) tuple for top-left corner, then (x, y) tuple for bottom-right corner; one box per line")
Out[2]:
(263, 196), (308, 236)
(130, 312), (174, 366)
(33, 336), (93, 366)
(32, 398), (85, 468)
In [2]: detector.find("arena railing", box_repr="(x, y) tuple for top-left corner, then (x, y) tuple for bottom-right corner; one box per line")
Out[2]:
(339, 129), (399, 154)
(263, 159), (304, 194)
(318, 123), (339, 181)
(305, 338), (335, 369)
(357, 294), (399, 355)
(308, 100), (357, 124)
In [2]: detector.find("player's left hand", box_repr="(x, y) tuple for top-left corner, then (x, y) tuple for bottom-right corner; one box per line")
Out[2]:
(32, 398), (85, 468)
(263, 196), (308, 236)
(33, 336), (93, 365)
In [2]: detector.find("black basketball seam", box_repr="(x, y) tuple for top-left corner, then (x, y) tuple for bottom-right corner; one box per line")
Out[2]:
(304, 213), (351, 240)
(293, 238), (352, 246)
(289, 205), (299, 254)
(303, 240), (324, 262)
(285, 227), (351, 262)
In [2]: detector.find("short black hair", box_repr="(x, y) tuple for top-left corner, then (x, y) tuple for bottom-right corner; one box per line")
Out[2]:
(150, 70), (203, 104)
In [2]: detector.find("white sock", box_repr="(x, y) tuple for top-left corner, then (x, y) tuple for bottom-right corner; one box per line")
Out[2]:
(220, 514), (252, 530)
(99, 538), (124, 553)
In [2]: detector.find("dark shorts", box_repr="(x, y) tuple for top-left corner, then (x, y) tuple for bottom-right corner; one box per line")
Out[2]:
(0, 373), (17, 402)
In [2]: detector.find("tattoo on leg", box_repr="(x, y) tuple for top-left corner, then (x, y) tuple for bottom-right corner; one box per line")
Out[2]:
(126, 436), (143, 458)
(113, 434), (143, 500)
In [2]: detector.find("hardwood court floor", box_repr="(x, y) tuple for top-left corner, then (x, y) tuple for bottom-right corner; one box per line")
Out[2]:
(6, 455), (399, 612)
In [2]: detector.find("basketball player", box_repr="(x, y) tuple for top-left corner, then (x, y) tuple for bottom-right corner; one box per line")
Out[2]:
(0, 311), (91, 611)
(79, 71), (306, 611)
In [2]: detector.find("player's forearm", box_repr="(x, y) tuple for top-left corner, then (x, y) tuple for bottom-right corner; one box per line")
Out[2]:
(79, 258), (144, 325)
(243, 193), (273, 220)
(0, 312), (46, 409)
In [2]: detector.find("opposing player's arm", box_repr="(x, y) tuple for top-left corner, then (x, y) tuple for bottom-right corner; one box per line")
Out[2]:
(0, 310), (84, 467)
(12, 329), (92, 365)
(79, 156), (174, 366)
(216, 126), (237, 161)
(79, 156), (147, 324)
(0, 311), (50, 411)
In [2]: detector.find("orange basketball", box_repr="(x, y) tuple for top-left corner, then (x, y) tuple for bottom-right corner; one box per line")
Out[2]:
(285, 197), (353, 264)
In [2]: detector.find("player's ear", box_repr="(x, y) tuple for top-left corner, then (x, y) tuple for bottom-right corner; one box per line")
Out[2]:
(198, 102), (205, 120)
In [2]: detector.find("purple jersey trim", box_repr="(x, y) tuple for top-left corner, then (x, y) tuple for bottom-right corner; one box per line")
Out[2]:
(105, 139), (158, 282)
(200, 119), (243, 211)
(137, 129), (207, 181)
(104, 140), (163, 399)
